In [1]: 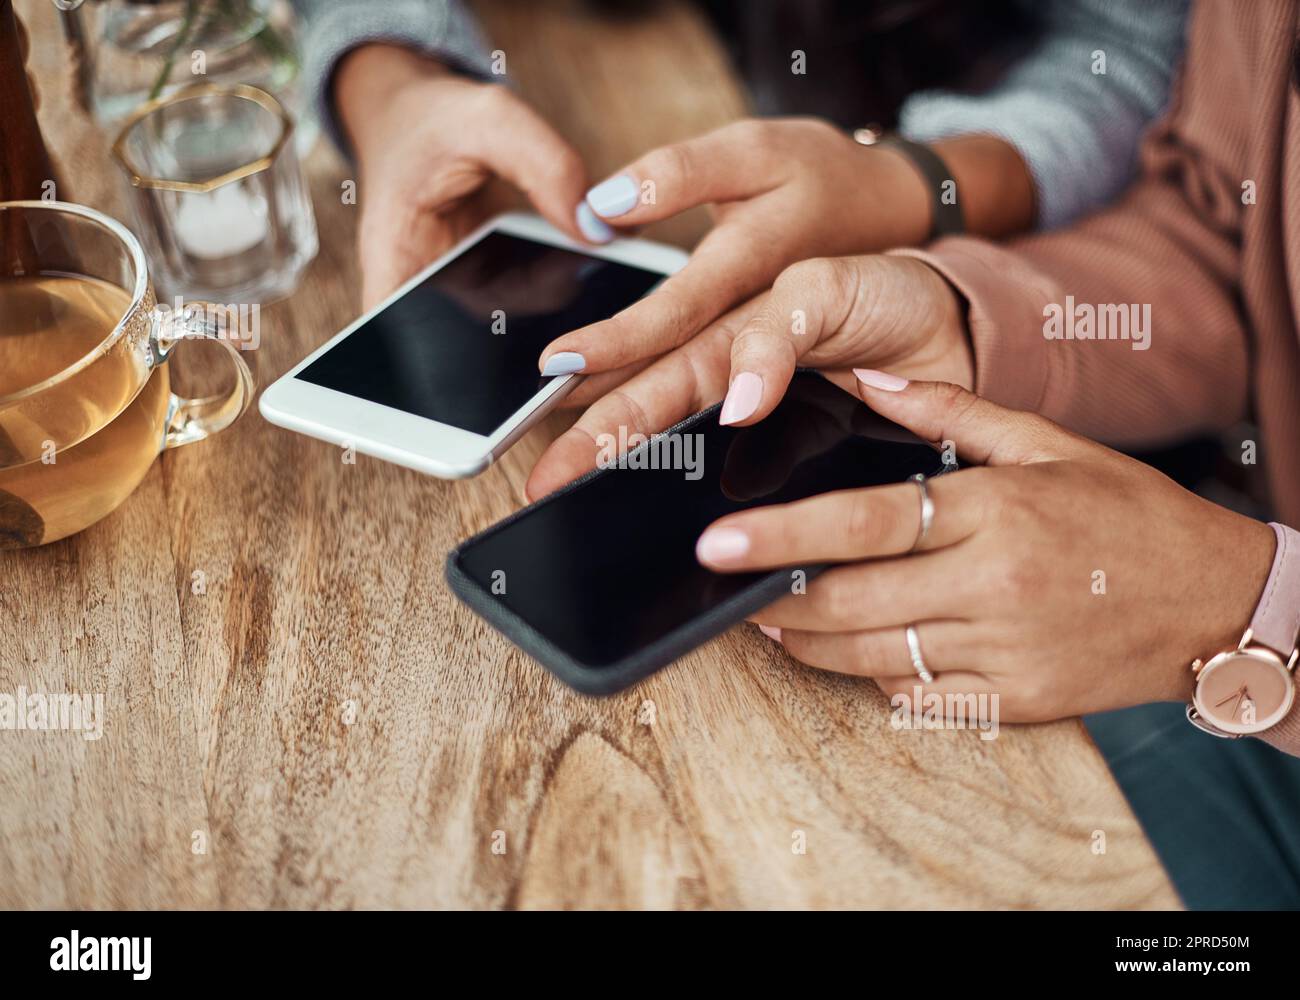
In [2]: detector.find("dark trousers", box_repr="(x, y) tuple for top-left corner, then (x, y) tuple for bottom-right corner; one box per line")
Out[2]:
(1086, 703), (1300, 909)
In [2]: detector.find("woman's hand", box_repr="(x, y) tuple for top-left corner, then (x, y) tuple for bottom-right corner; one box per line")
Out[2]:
(335, 44), (590, 310)
(536, 118), (934, 376)
(694, 375), (1276, 722)
(525, 253), (973, 500)
(536, 119), (1031, 381)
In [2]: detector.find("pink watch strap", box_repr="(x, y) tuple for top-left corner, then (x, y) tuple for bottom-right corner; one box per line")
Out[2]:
(1250, 523), (1300, 656)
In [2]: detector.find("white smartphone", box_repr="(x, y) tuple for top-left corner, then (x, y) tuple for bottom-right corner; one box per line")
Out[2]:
(259, 213), (687, 478)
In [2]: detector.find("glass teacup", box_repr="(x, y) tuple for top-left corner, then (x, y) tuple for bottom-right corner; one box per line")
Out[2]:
(0, 200), (254, 549)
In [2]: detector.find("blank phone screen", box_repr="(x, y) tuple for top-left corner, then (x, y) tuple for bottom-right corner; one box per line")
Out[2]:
(454, 372), (946, 669)
(296, 231), (666, 436)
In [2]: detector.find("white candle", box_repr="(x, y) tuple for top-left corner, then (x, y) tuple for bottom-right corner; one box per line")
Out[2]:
(174, 182), (269, 259)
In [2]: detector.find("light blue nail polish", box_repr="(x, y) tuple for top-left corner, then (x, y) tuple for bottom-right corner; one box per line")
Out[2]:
(542, 351), (586, 377)
(586, 174), (638, 218)
(575, 202), (613, 243)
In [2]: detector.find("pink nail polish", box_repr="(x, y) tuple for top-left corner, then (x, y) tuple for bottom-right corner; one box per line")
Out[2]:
(853, 368), (909, 392)
(719, 371), (764, 425)
(757, 624), (782, 641)
(696, 526), (750, 566)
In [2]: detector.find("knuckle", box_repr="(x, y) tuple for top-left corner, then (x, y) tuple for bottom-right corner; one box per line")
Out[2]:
(476, 82), (518, 116)
(775, 258), (854, 322)
(822, 258), (861, 302)
(931, 379), (972, 412)
(820, 574), (862, 626)
(728, 320), (768, 354)
(982, 481), (1020, 528)
(990, 549), (1038, 601)
(602, 387), (655, 440)
(844, 491), (886, 553)
(787, 116), (837, 139)
(988, 476), (1044, 532)
(1014, 667), (1054, 717)
(732, 314), (796, 366)
(650, 290), (700, 346)
(598, 309), (636, 345)
(780, 257), (838, 292)
(566, 423), (607, 469)
(952, 465), (997, 501)
(661, 342), (701, 394)
(939, 388), (990, 446)
(642, 142), (693, 190)
(723, 118), (775, 147)
(852, 631), (897, 673)
(960, 473), (1004, 535)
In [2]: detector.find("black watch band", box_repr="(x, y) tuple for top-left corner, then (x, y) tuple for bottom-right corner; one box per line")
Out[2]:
(857, 132), (966, 240)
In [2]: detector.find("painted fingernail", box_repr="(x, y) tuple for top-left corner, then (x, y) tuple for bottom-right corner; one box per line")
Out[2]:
(541, 351), (586, 376)
(696, 526), (750, 566)
(574, 202), (613, 243)
(719, 371), (763, 426)
(853, 368), (909, 392)
(586, 174), (638, 218)
(757, 624), (782, 641)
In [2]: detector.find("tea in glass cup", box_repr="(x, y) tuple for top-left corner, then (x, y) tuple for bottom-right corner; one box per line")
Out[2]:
(0, 200), (254, 549)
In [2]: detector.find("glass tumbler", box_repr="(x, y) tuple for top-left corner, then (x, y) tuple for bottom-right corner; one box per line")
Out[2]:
(111, 82), (317, 304)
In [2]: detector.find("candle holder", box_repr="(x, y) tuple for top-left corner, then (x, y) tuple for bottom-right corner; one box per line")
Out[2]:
(111, 81), (317, 304)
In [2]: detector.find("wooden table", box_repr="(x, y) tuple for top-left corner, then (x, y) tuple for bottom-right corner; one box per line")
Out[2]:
(1, 0), (1178, 909)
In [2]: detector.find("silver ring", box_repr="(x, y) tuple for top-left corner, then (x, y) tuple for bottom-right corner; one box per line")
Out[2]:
(905, 625), (934, 683)
(909, 473), (934, 553)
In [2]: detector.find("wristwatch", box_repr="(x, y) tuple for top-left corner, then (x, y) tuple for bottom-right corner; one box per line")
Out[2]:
(851, 127), (965, 241)
(1186, 522), (1300, 737)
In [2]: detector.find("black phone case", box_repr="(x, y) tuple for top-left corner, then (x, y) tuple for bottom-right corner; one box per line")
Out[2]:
(446, 388), (947, 696)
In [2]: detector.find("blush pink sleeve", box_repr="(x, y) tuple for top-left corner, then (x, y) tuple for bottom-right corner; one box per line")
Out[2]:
(887, 175), (1250, 450)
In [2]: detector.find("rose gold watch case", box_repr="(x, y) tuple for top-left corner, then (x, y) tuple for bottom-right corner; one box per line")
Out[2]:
(1189, 634), (1298, 736)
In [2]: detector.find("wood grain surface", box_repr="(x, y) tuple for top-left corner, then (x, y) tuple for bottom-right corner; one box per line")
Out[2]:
(0, 0), (1179, 909)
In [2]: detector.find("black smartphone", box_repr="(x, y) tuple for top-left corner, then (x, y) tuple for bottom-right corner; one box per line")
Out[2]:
(446, 370), (950, 694)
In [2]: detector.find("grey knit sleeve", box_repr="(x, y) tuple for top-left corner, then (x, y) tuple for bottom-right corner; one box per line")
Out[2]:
(898, 0), (1190, 230)
(291, 0), (496, 156)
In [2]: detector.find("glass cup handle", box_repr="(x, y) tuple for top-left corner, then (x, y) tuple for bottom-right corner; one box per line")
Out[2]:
(149, 302), (255, 450)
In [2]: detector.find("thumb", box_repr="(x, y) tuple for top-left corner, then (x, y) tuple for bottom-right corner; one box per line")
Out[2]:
(850, 372), (1095, 466)
(718, 257), (861, 426)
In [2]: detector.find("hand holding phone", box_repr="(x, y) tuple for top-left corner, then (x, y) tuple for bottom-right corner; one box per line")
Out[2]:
(447, 371), (950, 694)
(260, 214), (686, 478)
